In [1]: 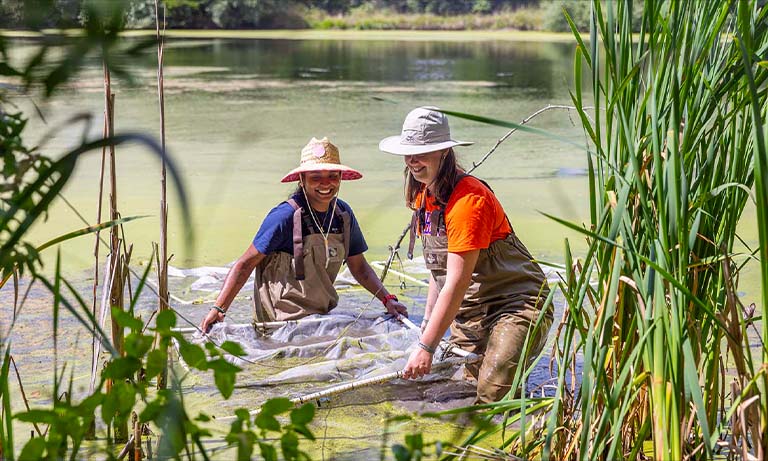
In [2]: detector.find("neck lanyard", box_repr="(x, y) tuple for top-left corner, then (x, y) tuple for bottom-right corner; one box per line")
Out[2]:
(301, 187), (339, 269)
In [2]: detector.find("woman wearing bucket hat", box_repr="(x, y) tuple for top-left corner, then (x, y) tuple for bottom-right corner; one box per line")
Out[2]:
(199, 137), (407, 333)
(379, 107), (553, 403)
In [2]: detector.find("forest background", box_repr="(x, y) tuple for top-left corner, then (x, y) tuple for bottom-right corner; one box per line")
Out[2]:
(0, 0), (629, 32)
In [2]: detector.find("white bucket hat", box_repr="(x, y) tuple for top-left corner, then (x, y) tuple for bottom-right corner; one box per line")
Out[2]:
(379, 106), (474, 156)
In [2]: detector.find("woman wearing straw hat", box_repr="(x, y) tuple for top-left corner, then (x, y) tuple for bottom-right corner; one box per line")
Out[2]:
(379, 107), (553, 403)
(200, 137), (407, 333)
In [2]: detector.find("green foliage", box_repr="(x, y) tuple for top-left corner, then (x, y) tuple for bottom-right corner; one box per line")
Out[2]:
(208, 358), (240, 398)
(145, 348), (168, 378)
(0, 0), (566, 31)
(0, 0), (81, 28)
(0, 108), (51, 278)
(391, 431), (446, 461)
(1, 3), (194, 456)
(0, 347), (14, 459)
(226, 400), (316, 461)
(472, 0), (492, 14)
(15, 393), (104, 459)
(542, 0), (593, 32)
(546, 0), (767, 458)
(129, 0), (309, 29)
(156, 308), (177, 330)
(736, 0), (768, 451)
(305, 6), (545, 31)
(220, 339), (246, 356)
(543, 0), (643, 32)
(10, 291), (256, 459)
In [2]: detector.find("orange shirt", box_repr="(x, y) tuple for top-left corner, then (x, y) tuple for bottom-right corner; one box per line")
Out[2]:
(416, 176), (512, 253)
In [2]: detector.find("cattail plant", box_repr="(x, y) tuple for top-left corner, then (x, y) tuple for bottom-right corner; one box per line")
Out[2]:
(429, 1), (767, 460)
(102, 62), (133, 444)
(539, 0), (768, 459)
(154, 0), (170, 391)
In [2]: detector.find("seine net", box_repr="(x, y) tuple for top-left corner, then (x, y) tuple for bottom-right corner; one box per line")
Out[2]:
(167, 259), (562, 415)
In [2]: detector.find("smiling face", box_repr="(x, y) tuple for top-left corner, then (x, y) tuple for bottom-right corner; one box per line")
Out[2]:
(404, 149), (445, 189)
(300, 170), (341, 211)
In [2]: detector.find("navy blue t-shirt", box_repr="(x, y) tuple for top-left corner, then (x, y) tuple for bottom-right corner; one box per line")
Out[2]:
(252, 193), (368, 257)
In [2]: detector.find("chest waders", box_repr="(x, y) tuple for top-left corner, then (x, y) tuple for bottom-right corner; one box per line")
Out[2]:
(409, 176), (554, 403)
(253, 198), (351, 323)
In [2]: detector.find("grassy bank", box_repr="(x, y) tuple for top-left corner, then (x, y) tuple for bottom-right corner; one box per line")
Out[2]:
(304, 6), (546, 31)
(298, 1), (595, 32)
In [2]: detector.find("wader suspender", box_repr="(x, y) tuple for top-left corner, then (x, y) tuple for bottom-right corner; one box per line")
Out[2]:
(286, 198), (350, 280)
(406, 174), (513, 258)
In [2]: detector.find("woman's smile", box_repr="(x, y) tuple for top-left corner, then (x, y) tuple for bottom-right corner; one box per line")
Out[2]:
(405, 150), (444, 185)
(302, 171), (341, 210)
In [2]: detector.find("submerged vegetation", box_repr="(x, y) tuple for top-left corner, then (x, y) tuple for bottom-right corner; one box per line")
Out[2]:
(1, 0), (767, 460)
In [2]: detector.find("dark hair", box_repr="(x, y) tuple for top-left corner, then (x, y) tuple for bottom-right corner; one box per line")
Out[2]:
(405, 148), (462, 210)
(290, 175), (303, 198)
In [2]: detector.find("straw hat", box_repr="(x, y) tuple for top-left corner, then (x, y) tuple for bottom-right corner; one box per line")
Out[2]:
(281, 137), (363, 183)
(379, 106), (473, 156)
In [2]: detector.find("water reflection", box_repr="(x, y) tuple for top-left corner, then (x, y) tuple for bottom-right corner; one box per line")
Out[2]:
(157, 38), (576, 96)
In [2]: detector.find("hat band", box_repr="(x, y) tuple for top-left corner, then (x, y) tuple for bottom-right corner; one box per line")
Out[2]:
(300, 159), (341, 166)
(400, 133), (452, 145)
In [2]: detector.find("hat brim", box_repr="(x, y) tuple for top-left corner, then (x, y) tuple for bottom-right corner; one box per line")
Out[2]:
(281, 164), (363, 183)
(378, 136), (474, 156)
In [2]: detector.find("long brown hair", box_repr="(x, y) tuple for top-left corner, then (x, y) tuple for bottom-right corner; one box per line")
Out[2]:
(405, 148), (463, 210)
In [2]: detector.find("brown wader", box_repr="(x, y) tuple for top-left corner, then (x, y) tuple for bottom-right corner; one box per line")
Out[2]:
(253, 198), (350, 322)
(411, 176), (553, 403)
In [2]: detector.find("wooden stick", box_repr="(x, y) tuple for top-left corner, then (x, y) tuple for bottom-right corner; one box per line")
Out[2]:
(86, 70), (110, 441)
(90, 107), (108, 393)
(378, 223), (411, 283)
(467, 104), (590, 174)
(91, 254), (116, 394)
(370, 261), (429, 287)
(12, 268), (18, 321)
(132, 412), (141, 460)
(103, 59), (128, 444)
(9, 356), (43, 437)
(145, 435), (153, 460)
(116, 435), (135, 460)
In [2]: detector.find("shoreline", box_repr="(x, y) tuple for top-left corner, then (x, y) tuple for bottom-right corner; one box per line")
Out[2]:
(1, 28), (581, 43)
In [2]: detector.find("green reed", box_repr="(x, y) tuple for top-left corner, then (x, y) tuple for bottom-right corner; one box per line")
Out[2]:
(426, 1), (767, 459)
(542, 0), (768, 459)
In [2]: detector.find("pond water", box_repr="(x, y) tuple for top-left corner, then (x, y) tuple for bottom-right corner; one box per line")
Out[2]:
(16, 34), (594, 270)
(5, 32), (762, 458)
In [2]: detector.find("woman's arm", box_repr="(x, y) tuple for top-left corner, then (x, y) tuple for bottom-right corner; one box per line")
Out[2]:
(422, 274), (439, 331)
(402, 249), (479, 379)
(199, 244), (265, 332)
(346, 253), (408, 316)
